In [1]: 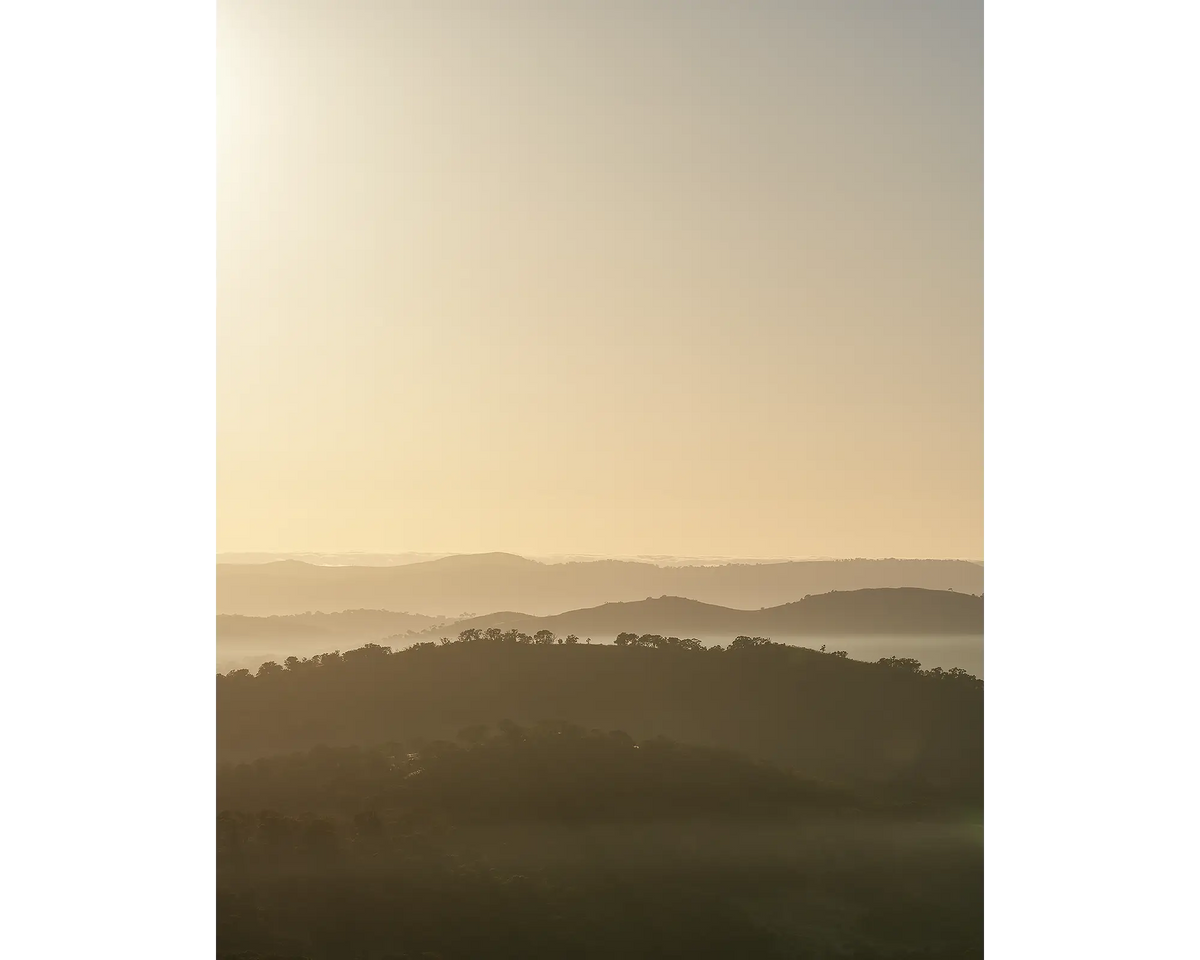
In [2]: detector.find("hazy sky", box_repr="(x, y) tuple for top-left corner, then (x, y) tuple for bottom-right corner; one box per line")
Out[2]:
(218, 0), (981, 560)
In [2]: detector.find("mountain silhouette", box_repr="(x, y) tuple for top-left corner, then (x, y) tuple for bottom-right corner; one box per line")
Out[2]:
(412, 588), (982, 642)
(217, 554), (984, 617)
(217, 609), (449, 648)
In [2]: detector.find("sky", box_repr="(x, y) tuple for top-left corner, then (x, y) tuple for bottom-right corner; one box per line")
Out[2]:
(217, 0), (981, 560)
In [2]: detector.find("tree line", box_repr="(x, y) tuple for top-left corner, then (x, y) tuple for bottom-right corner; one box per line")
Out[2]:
(225, 629), (980, 684)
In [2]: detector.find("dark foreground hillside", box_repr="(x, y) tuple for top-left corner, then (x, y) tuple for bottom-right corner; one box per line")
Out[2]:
(218, 636), (982, 804)
(217, 726), (982, 959)
(218, 725), (848, 821)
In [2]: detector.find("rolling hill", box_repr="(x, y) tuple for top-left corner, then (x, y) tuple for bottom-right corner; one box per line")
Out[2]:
(217, 638), (982, 802)
(216, 553), (984, 617)
(217, 609), (450, 647)
(412, 588), (982, 642)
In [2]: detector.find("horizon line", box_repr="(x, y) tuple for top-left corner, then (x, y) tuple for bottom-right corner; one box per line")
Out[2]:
(216, 550), (985, 565)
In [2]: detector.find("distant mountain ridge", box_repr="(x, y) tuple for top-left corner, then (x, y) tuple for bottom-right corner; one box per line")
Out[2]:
(218, 609), (450, 647)
(217, 552), (456, 567)
(217, 553), (984, 617)
(217, 551), (962, 568)
(410, 588), (982, 642)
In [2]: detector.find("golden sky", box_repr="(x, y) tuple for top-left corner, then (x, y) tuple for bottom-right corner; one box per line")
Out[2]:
(218, 1), (981, 559)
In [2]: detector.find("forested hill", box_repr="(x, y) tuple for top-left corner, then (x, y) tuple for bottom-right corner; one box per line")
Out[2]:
(423, 588), (982, 641)
(218, 638), (982, 804)
(218, 726), (847, 823)
(217, 554), (984, 616)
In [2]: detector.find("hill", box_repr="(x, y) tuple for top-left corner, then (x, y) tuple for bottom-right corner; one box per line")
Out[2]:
(218, 726), (846, 823)
(218, 726), (981, 960)
(425, 588), (982, 641)
(218, 638), (982, 804)
(216, 554), (984, 616)
(217, 609), (449, 647)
